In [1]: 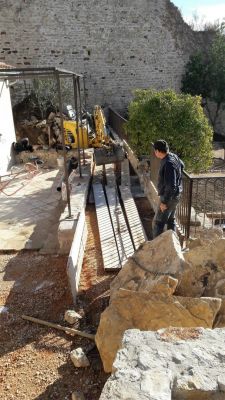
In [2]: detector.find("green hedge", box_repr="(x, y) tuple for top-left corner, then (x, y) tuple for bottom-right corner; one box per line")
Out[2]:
(125, 89), (213, 173)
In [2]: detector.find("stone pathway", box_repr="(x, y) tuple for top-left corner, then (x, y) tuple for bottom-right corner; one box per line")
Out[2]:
(0, 168), (63, 251)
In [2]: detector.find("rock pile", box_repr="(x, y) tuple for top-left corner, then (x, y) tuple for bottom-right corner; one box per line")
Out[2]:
(100, 327), (225, 400)
(96, 230), (225, 373)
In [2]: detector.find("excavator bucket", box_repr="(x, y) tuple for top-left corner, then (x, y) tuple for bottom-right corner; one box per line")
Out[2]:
(94, 144), (125, 165)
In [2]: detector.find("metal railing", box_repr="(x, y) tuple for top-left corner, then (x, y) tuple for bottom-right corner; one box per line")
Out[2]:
(108, 107), (128, 140)
(108, 107), (225, 240)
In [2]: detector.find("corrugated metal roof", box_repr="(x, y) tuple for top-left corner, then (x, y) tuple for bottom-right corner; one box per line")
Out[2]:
(0, 62), (14, 69)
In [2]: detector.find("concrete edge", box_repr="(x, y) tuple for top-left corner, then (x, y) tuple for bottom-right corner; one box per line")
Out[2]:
(67, 209), (88, 303)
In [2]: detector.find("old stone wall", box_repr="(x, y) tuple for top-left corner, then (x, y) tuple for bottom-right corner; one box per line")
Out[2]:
(0, 0), (209, 111)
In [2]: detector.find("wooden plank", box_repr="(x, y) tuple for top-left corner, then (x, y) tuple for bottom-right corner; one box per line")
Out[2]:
(105, 186), (134, 265)
(120, 186), (147, 250)
(121, 158), (130, 187)
(93, 183), (121, 270)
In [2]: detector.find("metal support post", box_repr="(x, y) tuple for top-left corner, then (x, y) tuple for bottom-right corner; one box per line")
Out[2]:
(73, 75), (82, 177)
(56, 72), (72, 218)
(77, 76), (86, 165)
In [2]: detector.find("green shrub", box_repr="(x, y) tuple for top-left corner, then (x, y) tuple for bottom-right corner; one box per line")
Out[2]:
(125, 89), (213, 173)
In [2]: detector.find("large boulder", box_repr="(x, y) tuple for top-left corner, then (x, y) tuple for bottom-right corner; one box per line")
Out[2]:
(95, 288), (221, 372)
(177, 238), (225, 326)
(110, 230), (184, 300)
(100, 328), (225, 400)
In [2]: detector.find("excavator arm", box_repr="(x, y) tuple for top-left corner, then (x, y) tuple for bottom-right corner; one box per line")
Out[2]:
(91, 106), (125, 165)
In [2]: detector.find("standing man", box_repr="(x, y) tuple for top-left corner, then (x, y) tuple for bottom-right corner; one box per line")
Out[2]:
(152, 140), (184, 238)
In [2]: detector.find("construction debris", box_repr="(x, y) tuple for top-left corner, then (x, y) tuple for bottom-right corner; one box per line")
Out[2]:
(95, 230), (225, 372)
(72, 390), (85, 400)
(22, 314), (95, 340)
(100, 328), (225, 400)
(64, 310), (82, 325)
(70, 348), (90, 368)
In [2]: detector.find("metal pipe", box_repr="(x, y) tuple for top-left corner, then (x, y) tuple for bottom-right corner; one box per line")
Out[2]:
(83, 75), (88, 165)
(56, 157), (78, 192)
(186, 178), (193, 240)
(73, 75), (82, 177)
(56, 71), (72, 217)
(77, 76), (86, 165)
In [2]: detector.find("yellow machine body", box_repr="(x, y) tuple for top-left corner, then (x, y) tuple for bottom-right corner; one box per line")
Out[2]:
(63, 106), (125, 165)
(63, 120), (89, 149)
(89, 105), (110, 148)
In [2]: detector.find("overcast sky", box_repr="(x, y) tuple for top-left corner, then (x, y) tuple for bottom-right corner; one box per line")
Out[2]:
(172, 0), (225, 25)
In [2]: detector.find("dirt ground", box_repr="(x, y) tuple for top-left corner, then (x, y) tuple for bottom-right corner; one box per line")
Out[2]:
(0, 199), (153, 400)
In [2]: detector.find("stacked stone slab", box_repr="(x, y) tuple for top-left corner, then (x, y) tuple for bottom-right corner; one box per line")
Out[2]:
(100, 328), (225, 400)
(96, 230), (224, 372)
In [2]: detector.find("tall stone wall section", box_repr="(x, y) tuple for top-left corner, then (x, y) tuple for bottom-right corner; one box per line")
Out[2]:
(0, 0), (208, 112)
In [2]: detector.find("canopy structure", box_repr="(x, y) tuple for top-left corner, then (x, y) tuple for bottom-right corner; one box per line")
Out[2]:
(0, 67), (87, 218)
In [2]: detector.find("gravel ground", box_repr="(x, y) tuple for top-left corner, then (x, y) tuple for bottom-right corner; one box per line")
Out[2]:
(0, 200), (153, 400)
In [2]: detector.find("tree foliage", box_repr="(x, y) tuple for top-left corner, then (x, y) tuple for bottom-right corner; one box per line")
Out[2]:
(182, 23), (225, 130)
(125, 89), (213, 173)
(31, 78), (73, 119)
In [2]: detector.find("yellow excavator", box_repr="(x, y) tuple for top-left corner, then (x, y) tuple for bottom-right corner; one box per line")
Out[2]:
(63, 105), (125, 165)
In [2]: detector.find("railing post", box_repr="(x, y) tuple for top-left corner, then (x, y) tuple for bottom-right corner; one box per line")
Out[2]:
(186, 178), (193, 240)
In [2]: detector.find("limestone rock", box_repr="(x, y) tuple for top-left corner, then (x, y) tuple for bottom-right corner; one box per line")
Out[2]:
(64, 310), (82, 325)
(72, 391), (85, 400)
(70, 348), (90, 368)
(110, 230), (183, 300)
(187, 227), (223, 250)
(95, 289), (221, 372)
(218, 375), (225, 392)
(100, 328), (225, 400)
(177, 238), (225, 326)
(132, 230), (184, 275)
(184, 238), (225, 270)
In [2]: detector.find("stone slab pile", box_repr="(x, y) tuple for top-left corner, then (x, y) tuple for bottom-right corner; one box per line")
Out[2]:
(177, 228), (225, 327)
(96, 230), (225, 372)
(100, 327), (225, 400)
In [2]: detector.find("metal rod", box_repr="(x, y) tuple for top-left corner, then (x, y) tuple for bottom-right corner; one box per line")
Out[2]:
(220, 180), (225, 232)
(73, 75), (82, 177)
(194, 180), (199, 236)
(56, 72), (72, 217)
(77, 76), (86, 165)
(83, 75), (87, 111)
(186, 178), (193, 240)
(203, 180), (208, 228)
(22, 314), (95, 340)
(83, 75), (88, 165)
(212, 179), (217, 228)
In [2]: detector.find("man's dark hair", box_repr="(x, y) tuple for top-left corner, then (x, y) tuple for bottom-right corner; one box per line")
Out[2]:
(153, 140), (169, 153)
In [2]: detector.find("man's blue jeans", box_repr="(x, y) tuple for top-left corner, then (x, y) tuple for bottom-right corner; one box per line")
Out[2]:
(152, 197), (180, 238)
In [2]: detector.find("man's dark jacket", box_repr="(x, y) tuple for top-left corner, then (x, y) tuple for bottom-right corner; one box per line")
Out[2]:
(157, 152), (184, 204)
